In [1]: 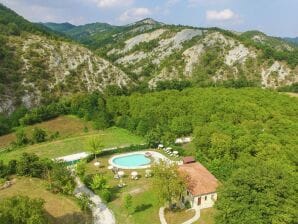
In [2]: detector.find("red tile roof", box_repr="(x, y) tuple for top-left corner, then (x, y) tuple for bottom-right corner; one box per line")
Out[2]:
(178, 162), (219, 196)
(182, 156), (196, 164)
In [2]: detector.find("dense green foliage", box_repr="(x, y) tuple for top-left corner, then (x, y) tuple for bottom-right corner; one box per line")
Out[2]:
(42, 22), (75, 33)
(277, 82), (298, 93)
(0, 92), (110, 136)
(284, 37), (298, 45)
(215, 158), (297, 224)
(0, 196), (47, 224)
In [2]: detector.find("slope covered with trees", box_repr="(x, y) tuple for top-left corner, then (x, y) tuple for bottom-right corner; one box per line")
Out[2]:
(0, 3), (132, 114)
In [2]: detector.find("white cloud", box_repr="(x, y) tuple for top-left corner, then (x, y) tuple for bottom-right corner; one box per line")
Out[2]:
(93, 0), (134, 8)
(206, 9), (239, 21)
(118, 7), (152, 23)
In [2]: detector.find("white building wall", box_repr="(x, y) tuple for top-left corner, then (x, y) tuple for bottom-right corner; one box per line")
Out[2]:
(192, 193), (217, 209)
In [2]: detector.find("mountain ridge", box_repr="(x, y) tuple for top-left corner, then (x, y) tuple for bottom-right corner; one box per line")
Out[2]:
(45, 20), (297, 89)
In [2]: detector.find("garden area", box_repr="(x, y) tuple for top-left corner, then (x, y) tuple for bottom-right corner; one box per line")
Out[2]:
(77, 148), (204, 224)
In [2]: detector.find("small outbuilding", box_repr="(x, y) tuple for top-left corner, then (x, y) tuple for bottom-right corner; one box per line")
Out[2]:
(178, 161), (219, 209)
(182, 156), (196, 164)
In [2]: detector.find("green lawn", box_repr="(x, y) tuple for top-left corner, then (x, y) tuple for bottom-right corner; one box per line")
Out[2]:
(0, 177), (91, 224)
(0, 126), (144, 162)
(0, 115), (93, 148)
(165, 208), (196, 224)
(194, 208), (216, 224)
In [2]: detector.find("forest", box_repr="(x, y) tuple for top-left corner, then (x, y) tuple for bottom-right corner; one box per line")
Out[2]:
(0, 87), (297, 223)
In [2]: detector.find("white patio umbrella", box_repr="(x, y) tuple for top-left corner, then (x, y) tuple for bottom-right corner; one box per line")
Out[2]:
(108, 165), (114, 170)
(94, 161), (100, 167)
(158, 144), (164, 148)
(118, 170), (125, 177)
(131, 171), (138, 176)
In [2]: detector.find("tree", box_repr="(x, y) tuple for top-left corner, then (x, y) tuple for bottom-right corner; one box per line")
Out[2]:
(152, 160), (186, 210)
(88, 137), (104, 160)
(123, 194), (133, 215)
(32, 127), (47, 143)
(0, 196), (47, 224)
(215, 158), (297, 224)
(46, 162), (75, 195)
(16, 153), (45, 178)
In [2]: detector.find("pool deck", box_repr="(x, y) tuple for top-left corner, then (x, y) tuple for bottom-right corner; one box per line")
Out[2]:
(108, 151), (174, 169)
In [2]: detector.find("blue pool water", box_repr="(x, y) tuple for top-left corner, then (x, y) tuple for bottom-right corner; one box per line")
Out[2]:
(112, 154), (151, 168)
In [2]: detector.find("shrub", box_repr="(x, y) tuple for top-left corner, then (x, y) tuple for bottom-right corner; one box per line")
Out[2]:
(32, 127), (47, 143)
(99, 188), (112, 202)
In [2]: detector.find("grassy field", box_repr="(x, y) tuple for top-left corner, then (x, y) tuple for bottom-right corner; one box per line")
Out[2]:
(0, 125), (144, 163)
(0, 115), (93, 148)
(86, 153), (161, 224)
(0, 177), (91, 224)
(194, 208), (216, 224)
(285, 92), (298, 98)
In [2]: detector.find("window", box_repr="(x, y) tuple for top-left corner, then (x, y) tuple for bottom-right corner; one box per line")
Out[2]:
(205, 196), (207, 201)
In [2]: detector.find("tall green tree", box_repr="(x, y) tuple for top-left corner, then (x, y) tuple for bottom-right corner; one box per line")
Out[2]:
(152, 161), (186, 210)
(87, 137), (104, 160)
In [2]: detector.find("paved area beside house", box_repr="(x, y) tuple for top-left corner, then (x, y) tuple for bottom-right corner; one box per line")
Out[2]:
(74, 177), (116, 224)
(159, 206), (201, 224)
(159, 207), (167, 224)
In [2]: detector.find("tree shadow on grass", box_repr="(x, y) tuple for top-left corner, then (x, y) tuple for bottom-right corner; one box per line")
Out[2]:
(109, 185), (122, 201)
(134, 203), (152, 213)
(45, 211), (92, 224)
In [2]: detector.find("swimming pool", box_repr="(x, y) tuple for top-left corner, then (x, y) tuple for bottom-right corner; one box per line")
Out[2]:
(110, 153), (151, 169)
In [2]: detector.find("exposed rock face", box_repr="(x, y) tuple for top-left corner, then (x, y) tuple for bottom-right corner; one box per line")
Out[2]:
(106, 28), (297, 88)
(225, 44), (255, 66)
(261, 62), (297, 88)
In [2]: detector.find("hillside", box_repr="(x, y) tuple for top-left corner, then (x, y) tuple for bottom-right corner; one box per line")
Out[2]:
(46, 19), (298, 89)
(0, 4), (132, 113)
(284, 37), (298, 45)
(1, 3), (298, 114)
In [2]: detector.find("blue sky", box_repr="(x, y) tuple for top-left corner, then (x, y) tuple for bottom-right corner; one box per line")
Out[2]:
(1, 0), (297, 37)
